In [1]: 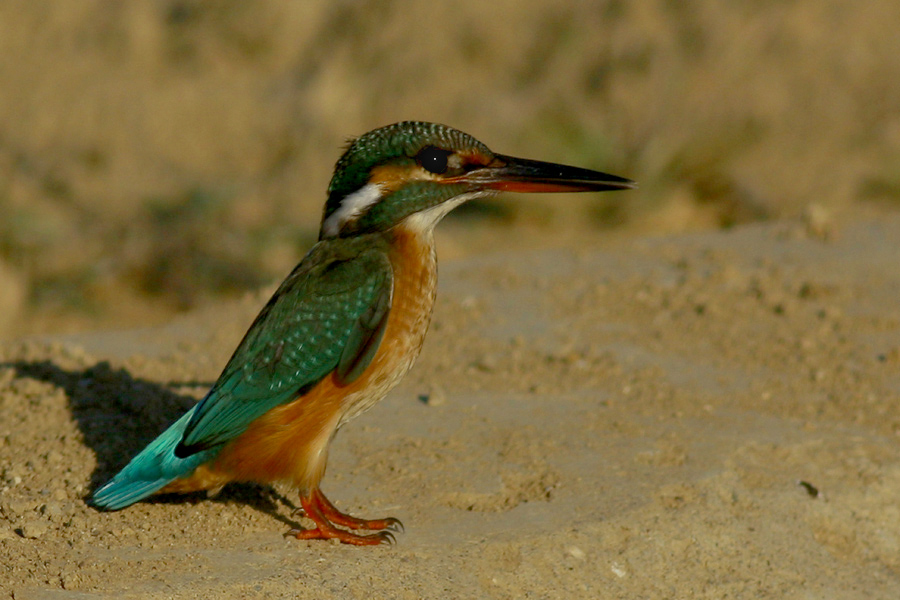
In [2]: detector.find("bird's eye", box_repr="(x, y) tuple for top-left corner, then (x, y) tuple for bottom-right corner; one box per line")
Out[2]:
(417, 146), (450, 175)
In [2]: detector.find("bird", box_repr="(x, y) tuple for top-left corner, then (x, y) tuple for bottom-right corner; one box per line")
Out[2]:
(91, 121), (635, 545)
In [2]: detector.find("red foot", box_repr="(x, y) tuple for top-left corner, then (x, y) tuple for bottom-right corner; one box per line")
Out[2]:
(286, 489), (402, 546)
(312, 489), (403, 532)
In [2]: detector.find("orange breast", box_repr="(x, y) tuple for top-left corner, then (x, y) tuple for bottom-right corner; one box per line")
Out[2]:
(169, 226), (438, 495)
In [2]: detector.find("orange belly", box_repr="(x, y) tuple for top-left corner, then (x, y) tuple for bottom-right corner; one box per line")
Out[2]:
(162, 225), (437, 495)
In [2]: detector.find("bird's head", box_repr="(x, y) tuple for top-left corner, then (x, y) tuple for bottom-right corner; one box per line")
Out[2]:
(320, 121), (635, 239)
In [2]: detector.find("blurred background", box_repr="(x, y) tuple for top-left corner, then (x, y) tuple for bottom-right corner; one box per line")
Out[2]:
(1, 1), (898, 337)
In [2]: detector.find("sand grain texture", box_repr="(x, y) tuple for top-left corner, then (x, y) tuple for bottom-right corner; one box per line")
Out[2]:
(2, 217), (900, 598)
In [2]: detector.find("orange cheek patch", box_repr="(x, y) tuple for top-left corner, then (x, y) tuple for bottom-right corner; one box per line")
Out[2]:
(368, 164), (433, 193)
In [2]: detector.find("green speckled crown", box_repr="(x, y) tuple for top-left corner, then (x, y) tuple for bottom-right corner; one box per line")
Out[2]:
(321, 122), (492, 238)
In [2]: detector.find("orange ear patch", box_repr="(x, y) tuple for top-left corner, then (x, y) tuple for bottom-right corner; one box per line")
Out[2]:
(368, 164), (430, 193)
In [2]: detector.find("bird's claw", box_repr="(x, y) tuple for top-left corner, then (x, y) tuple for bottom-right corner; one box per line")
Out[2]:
(377, 530), (396, 545)
(384, 517), (404, 534)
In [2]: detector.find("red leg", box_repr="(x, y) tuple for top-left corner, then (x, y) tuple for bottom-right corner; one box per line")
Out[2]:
(286, 489), (400, 546)
(311, 489), (403, 532)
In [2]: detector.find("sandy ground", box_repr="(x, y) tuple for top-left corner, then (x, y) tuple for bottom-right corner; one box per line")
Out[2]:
(2, 214), (900, 599)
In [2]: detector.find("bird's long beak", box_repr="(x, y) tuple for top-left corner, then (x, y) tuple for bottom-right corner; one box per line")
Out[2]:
(461, 153), (636, 194)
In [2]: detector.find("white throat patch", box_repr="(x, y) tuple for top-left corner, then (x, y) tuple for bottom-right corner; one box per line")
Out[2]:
(321, 183), (384, 238)
(401, 190), (496, 234)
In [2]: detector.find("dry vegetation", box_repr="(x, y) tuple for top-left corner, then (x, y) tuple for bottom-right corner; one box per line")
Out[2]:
(1, 0), (898, 335)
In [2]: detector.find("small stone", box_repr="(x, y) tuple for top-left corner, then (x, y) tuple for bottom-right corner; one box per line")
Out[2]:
(421, 385), (446, 407)
(61, 568), (81, 590)
(804, 203), (835, 240)
(4, 498), (34, 516)
(473, 354), (498, 372)
(40, 502), (64, 519)
(20, 519), (50, 539)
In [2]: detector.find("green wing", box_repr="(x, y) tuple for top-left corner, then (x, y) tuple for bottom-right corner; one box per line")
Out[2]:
(174, 242), (393, 457)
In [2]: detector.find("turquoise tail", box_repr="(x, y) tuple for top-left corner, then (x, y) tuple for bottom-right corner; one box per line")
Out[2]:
(91, 405), (218, 511)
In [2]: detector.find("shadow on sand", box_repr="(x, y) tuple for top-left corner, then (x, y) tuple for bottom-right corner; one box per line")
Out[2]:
(1, 359), (301, 527)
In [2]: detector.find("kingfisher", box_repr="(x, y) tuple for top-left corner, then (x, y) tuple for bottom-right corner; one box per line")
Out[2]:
(92, 121), (634, 545)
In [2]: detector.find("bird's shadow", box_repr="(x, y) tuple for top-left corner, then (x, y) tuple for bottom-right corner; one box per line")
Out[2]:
(2, 359), (302, 528)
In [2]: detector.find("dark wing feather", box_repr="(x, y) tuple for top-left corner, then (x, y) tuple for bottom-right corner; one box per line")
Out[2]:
(174, 243), (393, 457)
(336, 279), (391, 384)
